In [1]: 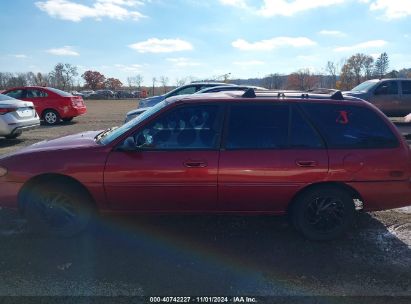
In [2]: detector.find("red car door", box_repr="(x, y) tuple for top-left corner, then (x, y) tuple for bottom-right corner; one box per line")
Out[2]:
(22, 88), (48, 116)
(218, 103), (329, 213)
(104, 103), (224, 211)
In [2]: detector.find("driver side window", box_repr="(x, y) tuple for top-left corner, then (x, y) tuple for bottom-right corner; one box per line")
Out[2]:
(123, 104), (222, 150)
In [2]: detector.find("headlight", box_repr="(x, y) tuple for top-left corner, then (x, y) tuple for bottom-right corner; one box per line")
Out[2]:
(0, 166), (7, 177)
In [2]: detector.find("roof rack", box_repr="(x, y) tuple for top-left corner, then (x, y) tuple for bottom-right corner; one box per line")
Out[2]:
(241, 88), (345, 101)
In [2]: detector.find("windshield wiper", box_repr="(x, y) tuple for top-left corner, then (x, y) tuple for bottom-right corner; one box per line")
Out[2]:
(94, 127), (118, 142)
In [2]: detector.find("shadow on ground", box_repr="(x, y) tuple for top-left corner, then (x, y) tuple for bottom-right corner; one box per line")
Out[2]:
(0, 138), (24, 149)
(0, 210), (410, 297)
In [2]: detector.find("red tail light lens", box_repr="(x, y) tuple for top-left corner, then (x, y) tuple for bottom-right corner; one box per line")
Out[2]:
(0, 108), (15, 115)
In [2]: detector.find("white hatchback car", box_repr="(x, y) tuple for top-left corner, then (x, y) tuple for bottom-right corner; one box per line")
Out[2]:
(0, 93), (40, 139)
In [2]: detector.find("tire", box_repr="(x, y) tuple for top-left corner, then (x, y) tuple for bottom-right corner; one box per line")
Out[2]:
(62, 117), (73, 122)
(22, 182), (94, 237)
(5, 132), (21, 139)
(43, 109), (60, 125)
(290, 186), (356, 241)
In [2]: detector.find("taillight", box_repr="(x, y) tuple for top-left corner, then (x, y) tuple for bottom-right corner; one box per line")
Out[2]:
(71, 97), (83, 107)
(0, 108), (15, 115)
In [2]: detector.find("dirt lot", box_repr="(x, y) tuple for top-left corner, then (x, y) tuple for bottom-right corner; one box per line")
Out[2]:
(0, 100), (410, 299)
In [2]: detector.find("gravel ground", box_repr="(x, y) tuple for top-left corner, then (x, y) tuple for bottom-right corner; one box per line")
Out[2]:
(0, 99), (410, 298)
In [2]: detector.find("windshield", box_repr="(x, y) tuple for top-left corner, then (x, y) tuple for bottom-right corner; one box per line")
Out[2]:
(99, 100), (168, 145)
(47, 87), (73, 97)
(351, 80), (379, 92)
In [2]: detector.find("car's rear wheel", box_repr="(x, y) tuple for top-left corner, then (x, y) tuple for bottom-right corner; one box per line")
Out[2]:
(22, 182), (94, 237)
(62, 117), (73, 122)
(290, 186), (356, 241)
(43, 110), (60, 125)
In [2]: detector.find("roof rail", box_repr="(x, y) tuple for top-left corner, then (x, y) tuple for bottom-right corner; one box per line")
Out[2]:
(241, 88), (345, 100)
(330, 90), (344, 100)
(242, 88), (256, 98)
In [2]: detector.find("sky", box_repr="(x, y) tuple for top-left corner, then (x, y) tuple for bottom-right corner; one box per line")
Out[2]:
(1, 0), (411, 86)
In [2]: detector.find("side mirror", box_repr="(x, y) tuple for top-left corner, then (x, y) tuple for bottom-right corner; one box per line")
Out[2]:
(117, 136), (136, 151)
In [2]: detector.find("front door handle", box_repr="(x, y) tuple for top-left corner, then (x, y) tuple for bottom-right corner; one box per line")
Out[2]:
(296, 160), (318, 167)
(184, 161), (207, 168)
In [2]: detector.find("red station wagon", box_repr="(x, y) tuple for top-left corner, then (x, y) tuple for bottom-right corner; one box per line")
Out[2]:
(0, 89), (410, 240)
(2, 86), (87, 125)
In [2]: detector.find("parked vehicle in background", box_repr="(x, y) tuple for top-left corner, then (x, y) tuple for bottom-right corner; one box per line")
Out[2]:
(195, 85), (268, 94)
(80, 90), (95, 98)
(94, 89), (115, 99)
(1, 89), (410, 240)
(343, 78), (411, 116)
(115, 91), (135, 99)
(125, 82), (235, 122)
(138, 82), (234, 108)
(71, 91), (85, 98)
(0, 94), (40, 139)
(2, 86), (87, 125)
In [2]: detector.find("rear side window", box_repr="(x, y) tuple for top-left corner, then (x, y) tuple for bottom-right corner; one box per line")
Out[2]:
(401, 81), (411, 95)
(374, 81), (398, 95)
(301, 103), (399, 149)
(26, 89), (48, 98)
(226, 104), (289, 149)
(290, 107), (324, 148)
(5, 89), (24, 99)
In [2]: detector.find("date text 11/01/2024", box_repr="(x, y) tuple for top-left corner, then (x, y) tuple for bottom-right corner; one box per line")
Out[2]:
(149, 297), (257, 303)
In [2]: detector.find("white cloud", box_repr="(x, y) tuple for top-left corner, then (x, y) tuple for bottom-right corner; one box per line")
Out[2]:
(318, 30), (346, 37)
(366, 0), (411, 20)
(115, 64), (143, 73)
(232, 37), (316, 51)
(334, 40), (387, 52)
(129, 38), (193, 53)
(11, 54), (28, 59)
(258, 0), (345, 17)
(233, 60), (265, 66)
(35, 0), (146, 22)
(46, 46), (80, 56)
(166, 57), (201, 67)
(220, 0), (345, 17)
(219, 0), (248, 9)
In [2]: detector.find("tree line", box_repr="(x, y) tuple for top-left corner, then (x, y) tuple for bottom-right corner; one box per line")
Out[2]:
(1, 52), (411, 93)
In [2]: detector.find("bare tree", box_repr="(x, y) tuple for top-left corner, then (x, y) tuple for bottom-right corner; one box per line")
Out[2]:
(49, 63), (78, 90)
(175, 77), (187, 87)
(159, 76), (169, 93)
(287, 69), (318, 90)
(135, 74), (143, 90)
(152, 77), (157, 96)
(326, 61), (338, 88)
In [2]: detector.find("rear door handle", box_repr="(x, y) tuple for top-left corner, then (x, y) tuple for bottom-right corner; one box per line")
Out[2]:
(296, 160), (318, 167)
(184, 161), (207, 168)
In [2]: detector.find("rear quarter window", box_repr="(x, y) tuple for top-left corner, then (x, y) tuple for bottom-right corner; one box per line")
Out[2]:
(301, 103), (399, 149)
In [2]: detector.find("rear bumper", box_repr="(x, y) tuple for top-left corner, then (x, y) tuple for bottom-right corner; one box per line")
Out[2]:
(348, 181), (411, 211)
(0, 116), (40, 136)
(9, 123), (39, 136)
(62, 106), (87, 118)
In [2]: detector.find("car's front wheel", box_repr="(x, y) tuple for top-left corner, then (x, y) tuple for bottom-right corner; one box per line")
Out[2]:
(290, 186), (356, 241)
(5, 132), (21, 139)
(22, 182), (95, 237)
(43, 110), (60, 125)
